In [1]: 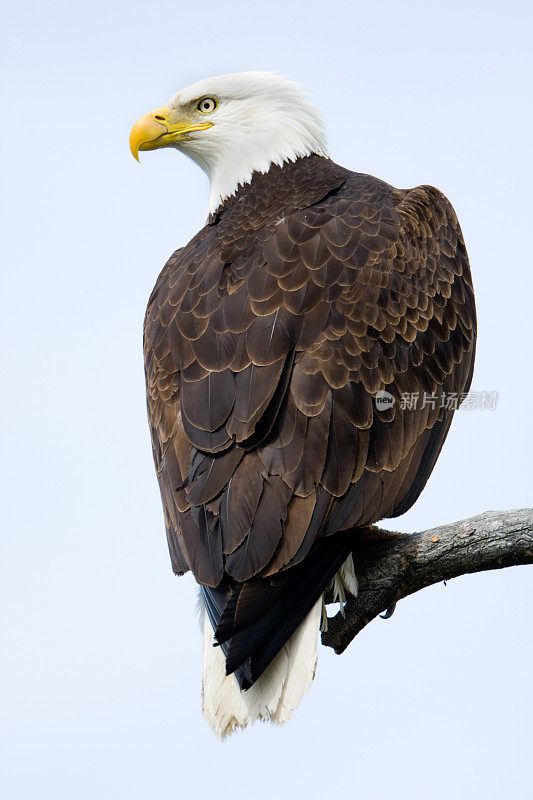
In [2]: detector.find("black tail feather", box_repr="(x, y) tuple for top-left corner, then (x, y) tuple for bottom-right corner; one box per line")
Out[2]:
(202, 532), (354, 690)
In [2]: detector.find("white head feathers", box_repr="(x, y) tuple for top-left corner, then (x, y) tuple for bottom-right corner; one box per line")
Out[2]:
(166, 72), (329, 214)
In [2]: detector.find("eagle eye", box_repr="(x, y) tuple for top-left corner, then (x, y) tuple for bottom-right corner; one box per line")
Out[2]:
(197, 97), (218, 114)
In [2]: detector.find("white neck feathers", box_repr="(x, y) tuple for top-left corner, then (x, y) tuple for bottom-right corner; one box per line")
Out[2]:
(171, 73), (329, 215)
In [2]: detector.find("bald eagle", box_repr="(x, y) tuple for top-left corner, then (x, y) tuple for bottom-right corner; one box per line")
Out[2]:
(130, 72), (476, 738)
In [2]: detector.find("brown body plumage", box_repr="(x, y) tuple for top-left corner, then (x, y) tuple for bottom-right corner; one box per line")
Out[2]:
(143, 154), (476, 688)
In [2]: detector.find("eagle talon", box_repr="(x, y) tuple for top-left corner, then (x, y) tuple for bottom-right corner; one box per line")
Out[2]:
(380, 603), (397, 620)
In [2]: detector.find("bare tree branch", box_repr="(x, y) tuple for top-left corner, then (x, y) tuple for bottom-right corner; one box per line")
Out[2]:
(321, 508), (533, 654)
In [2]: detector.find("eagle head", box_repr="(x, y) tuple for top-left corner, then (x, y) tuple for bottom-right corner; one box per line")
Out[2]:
(129, 71), (328, 213)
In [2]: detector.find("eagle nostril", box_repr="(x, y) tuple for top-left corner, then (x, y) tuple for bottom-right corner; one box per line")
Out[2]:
(154, 114), (165, 121)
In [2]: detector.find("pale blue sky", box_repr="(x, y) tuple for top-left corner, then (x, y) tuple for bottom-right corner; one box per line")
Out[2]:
(1, 1), (531, 798)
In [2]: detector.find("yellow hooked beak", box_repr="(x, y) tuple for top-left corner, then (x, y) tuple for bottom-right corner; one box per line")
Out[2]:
(129, 106), (213, 161)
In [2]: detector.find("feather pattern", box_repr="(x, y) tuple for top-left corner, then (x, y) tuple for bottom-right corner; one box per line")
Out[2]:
(144, 153), (476, 722)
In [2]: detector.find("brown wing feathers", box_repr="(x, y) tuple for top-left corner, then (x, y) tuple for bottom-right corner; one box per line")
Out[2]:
(144, 155), (476, 684)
